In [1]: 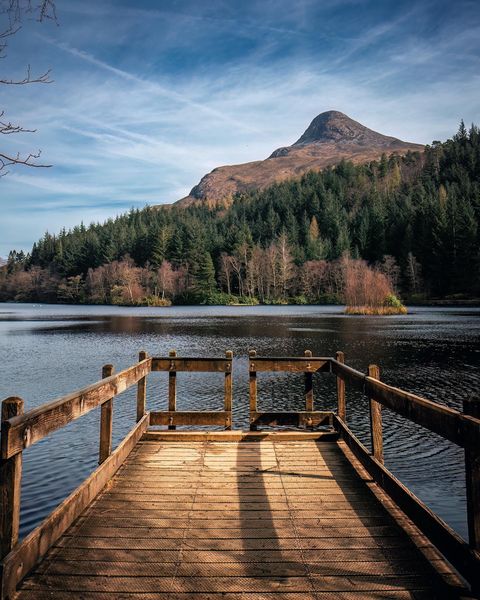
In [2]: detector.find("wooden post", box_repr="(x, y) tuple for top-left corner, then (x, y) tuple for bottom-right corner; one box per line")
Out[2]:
(224, 350), (233, 430)
(136, 350), (148, 422)
(249, 349), (257, 431)
(168, 350), (177, 430)
(368, 364), (383, 463)
(464, 397), (480, 551)
(304, 350), (313, 411)
(336, 351), (346, 421)
(1, 397), (24, 560)
(99, 364), (114, 464)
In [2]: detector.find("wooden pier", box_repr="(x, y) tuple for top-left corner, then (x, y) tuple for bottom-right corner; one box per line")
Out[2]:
(1, 350), (479, 599)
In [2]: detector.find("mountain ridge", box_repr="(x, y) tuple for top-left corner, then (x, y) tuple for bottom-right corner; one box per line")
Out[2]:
(177, 110), (424, 206)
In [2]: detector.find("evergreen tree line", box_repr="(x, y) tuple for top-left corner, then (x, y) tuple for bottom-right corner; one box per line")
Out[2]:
(1, 122), (479, 305)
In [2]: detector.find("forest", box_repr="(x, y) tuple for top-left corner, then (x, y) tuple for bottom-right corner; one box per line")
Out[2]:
(1, 122), (479, 306)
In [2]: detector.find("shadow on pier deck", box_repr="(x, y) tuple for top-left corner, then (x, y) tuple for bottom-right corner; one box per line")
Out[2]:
(1, 351), (479, 599)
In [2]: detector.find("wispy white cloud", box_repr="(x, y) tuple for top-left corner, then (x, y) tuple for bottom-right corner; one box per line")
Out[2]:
(1, 0), (479, 256)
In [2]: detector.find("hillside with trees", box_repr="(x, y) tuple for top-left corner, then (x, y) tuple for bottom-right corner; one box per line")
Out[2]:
(1, 122), (479, 306)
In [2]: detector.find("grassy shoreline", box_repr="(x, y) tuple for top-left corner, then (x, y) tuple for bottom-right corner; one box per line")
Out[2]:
(345, 305), (408, 315)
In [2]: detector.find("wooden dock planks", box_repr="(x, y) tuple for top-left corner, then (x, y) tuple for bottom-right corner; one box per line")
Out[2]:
(15, 439), (468, 599)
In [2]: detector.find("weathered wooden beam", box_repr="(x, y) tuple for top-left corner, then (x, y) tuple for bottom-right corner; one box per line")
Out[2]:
(0, 413), (150, 600)
(248, 350), (257, 431)
(464, 397), (480, 553)
(331, 358), (480, 451)
(151, 357), (231, 372)
(249, 411), (332, 428)
(304, 350), (313, 411)
(136, 350), (148, 422)
(1, 359), (151, 460)
(368, 364), (383, 463)
(142, 430), (339, 442)
(365, 376), (480, 450)
(168, 350), (176, 431)
(250, 358), (329, 372)
(98, 364), (114, 465)
(0, 397), (23, 562)
(224, 350), (233, 430)
(150, 411), (230, 427)
(334, 415), (480, 592)
(335, 351), (346, 421)
(330, 357), (365, 392)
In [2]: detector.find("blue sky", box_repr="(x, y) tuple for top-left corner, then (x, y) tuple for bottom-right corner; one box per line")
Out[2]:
(1, 0), (479, 256)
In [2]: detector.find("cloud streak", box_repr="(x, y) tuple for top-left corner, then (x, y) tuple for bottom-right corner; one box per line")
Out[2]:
(1, 0), (479, 257)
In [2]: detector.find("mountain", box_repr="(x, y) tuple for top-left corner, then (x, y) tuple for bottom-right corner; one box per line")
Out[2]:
(177, 110), (424, 206)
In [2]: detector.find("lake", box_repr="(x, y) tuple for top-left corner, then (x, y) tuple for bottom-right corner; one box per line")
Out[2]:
(0, 302), (479, 540)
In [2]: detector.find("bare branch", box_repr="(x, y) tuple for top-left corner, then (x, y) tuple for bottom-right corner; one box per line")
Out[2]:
(0, 65), (52, 84)
(38, 0), (57, 23)
(0, 0), (57, 175)
(0, 149), (51, 176)
(0, 110), (36, 134)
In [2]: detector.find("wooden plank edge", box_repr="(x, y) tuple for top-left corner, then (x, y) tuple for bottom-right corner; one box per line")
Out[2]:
(333, 415), (480, 595)
(336, 438), (477, 599)
(0, 413), (150, 600)
(141, 430), (340, 442)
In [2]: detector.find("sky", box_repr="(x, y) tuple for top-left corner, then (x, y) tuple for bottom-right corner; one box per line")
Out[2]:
(1, 0), (479, 256)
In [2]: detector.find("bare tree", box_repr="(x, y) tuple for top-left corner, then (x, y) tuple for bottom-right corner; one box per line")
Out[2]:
(1, 0), (57, 175)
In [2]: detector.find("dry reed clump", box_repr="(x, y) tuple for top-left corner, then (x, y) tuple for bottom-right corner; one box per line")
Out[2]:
(345, 305), (408, 315)
(342, 257), (407, 315)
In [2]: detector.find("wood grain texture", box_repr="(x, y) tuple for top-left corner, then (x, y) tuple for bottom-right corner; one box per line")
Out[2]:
(98, 364), (114, 465)
(13, 437), (466, 599)
(136, 350), (148, 422)
(368, 364), (383, 463)
(334, 415), (479, 593)
(1, 413), (150, 600)
(151, 357), (232, 372)
(0, 397), (23, 560)
(224, 350), (233, 430)
(150, 411), (231, 427)
(331, 358), (480, 450)
(336, 351), (346, 420)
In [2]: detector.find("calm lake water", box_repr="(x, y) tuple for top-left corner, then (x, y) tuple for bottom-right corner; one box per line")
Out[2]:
(0, 302), (479, 540)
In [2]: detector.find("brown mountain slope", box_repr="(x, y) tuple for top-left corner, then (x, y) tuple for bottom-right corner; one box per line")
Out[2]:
(176, 111), (424, 206)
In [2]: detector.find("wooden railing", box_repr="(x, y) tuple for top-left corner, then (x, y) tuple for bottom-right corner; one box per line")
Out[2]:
(149, 350), (233, 429)
(248, 349), (332, 429)
(330, 353), (480, 593)
(1, 349), (479, 596)
(0, 349), (233, 599)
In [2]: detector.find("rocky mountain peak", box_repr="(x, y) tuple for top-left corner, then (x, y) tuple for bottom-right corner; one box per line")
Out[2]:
(294, 110), (392, 146)
(177, 110), (424, 206)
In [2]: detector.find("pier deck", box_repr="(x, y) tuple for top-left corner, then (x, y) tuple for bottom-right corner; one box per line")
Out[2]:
(15, 435), (465, 599)
(2, 350), (479, 599)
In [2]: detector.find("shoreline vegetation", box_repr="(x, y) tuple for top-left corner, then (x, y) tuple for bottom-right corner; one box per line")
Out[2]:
(1, 124), (479, 310)
(345, 305), (408, 315)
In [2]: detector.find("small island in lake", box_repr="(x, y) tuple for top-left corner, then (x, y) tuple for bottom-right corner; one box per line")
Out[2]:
(343, 257), (408, 315)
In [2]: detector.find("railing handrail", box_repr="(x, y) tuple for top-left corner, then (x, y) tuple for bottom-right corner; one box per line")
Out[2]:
(1, 357), (152, 460)
(1, 348), (479, 594)
(0, 352), (239, 460)
(3, 353), (478, 455)
(330, 350), (480, 590)
(330, 357), (480, 450)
